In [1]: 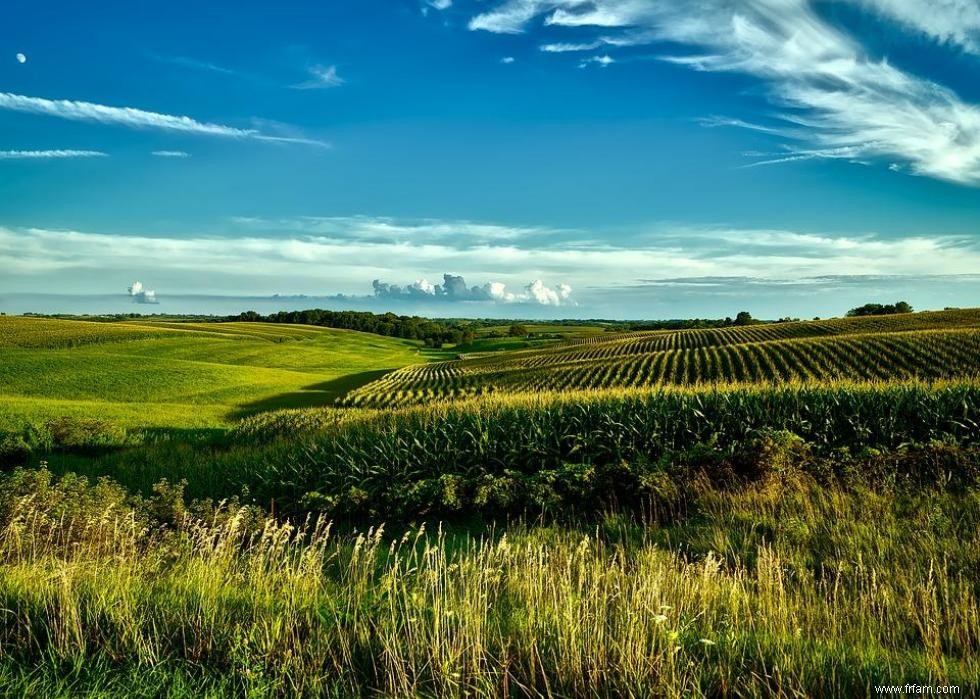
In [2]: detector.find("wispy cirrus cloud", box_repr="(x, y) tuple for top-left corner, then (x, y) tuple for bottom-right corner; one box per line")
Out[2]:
(540, 41), (604, 53)
(0, 149), (107, 159)
(149, 54), (242, 77)
(0, 92), (329, 147)
(151, 150), (190, 158)
(466, 0), (980, 186)
(291, 65), (344, 89)
(849, 0), (980, 54)
(0, 92), (253, 137)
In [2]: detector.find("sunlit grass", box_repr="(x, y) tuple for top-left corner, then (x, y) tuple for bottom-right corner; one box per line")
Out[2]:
(0, 469), (976, 697)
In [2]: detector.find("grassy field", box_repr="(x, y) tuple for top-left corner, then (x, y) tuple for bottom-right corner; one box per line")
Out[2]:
(1, 310), (979, 696)
(0, 317), (432, 430)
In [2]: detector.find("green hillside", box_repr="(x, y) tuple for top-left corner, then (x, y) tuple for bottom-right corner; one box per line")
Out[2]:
(0, 317), (428, 430)
(342, 308), (980, 407)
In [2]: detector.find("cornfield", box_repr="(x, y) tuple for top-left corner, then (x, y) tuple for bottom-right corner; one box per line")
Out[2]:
(341, 310), (980, 408)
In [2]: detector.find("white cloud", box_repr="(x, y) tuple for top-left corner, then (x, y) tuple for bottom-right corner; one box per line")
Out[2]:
(468, 0), (550, 33)
(0, 92), (254, 137)
(292, 65), (344, 89)
(15, 53), (26, 64)
(540, 41), (603, 53)
(849, 0), (980, 54)
(3, 220), (980, 298)
(524, 279), (574, 305)
(151, 150), (190, 158)
(579, 55), (615, 68)
(229, 215), (552, 245)
(0, 149), (107, 159)
(500, 56), (516, 64)
(0, 92), (328, 147)
(375, 274), (575, 306)
(428, 0), (452, 9)
(409, 278), (437, 295)
(467, 0), (980, 185)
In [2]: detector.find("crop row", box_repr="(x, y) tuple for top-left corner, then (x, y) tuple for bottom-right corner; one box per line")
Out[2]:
(341, 327), (980, 408)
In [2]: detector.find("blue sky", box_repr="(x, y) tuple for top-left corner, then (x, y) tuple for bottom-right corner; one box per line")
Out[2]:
(3, 0), (980, 319)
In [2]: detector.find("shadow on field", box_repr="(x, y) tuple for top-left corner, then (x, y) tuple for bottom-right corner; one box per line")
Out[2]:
(231, 369), (393, 418)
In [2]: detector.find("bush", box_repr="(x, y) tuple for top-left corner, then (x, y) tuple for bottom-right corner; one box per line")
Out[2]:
(0, 417), (127, 465)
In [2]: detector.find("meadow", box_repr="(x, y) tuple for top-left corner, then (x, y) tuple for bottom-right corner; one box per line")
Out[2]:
(0, 317), (431, 430)
(1, 310), (979, 696)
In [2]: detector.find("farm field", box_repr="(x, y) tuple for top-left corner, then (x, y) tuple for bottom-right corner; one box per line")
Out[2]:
(343, 308), (980, 407)
(0, 317), (432, 430)
(2, 310), (980, 697)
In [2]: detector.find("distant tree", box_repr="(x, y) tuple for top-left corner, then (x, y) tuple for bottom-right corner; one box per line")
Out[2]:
(509, 324), (530, 337)
(734, 311), (754, 326)
(846, 301), (913, 317)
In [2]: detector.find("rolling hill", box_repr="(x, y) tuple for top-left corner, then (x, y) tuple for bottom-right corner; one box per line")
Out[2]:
(340, 308), (980, 407)
(0, 317), (430, 429)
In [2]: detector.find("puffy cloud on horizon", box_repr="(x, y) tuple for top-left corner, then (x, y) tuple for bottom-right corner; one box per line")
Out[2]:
(373, 273), (575, 306)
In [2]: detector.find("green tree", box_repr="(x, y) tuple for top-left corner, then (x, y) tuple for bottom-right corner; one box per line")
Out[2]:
(509, 324), (530, 337)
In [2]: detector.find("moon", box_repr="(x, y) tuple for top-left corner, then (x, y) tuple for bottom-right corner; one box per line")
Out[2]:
(16, 53), (26, 64)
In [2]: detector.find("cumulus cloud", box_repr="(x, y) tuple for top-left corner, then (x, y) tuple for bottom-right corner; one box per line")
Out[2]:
(0, 149), (107, 159)
(0, 92), (328, 147)
(15, 53), (26, 64)
(373, 273), (575, 306)
(127, 280), (158, 304)
(467, 0), (980, 185)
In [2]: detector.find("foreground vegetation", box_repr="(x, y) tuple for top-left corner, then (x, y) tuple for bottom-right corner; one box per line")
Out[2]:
(0, 466), (976, 697)
(2, 309), (979, 696)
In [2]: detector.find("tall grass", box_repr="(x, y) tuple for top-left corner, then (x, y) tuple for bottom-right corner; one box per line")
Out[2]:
(0, 468), (977, 697)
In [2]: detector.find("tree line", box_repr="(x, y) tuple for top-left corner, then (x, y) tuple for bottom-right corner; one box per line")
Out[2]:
(234, 310), (475, 348)
(846, 302), (913, 317)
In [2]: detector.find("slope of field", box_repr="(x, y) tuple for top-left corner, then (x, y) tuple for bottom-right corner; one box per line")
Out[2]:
(341, 309), (980, 407)
(0, 318), (427, 430)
